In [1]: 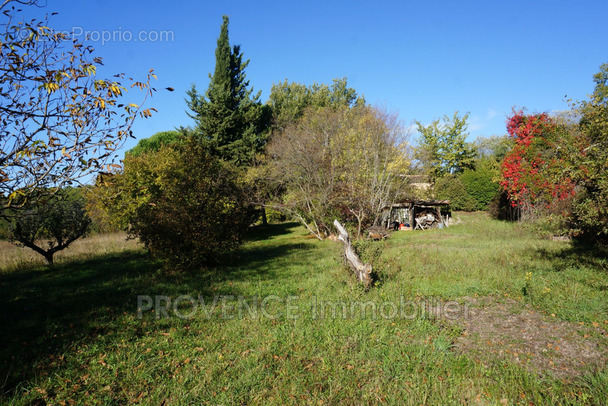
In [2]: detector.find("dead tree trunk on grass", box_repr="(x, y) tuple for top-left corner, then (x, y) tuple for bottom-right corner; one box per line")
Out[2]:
(333, 219), (372, 288)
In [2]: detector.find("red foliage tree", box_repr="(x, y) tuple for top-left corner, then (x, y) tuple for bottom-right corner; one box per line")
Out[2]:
(499, 110), (575, 217)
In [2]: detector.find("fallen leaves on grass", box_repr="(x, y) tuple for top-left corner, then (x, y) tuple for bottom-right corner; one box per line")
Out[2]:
(452, 297), (608, 379)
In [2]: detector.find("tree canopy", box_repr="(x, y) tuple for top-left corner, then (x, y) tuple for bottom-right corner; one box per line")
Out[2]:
(267, 77), (365, 129)
(499, 111), (575, 220)
(567, 63), (608, 241)
(415, 112), (476, 180)
(186, 15), (269, 167)
(10, 195), (91, 265)
(126, 131), (185, 157)
(99, 141), (255, 268)
(268, 105), (409, 238)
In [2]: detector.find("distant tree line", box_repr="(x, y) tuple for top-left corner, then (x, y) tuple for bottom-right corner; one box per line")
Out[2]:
(420, 62), (608, 244)
(413, 113), (509, 212)
(82, 12), (419, 270)
(7, 1), (607, 266)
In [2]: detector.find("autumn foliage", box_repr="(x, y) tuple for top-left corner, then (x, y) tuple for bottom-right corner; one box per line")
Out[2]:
(499, 111), (575, 217)
(0, 2), (157, 216)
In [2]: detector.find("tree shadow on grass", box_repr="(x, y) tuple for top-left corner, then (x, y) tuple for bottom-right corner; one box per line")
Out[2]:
(244, 221), (300, 242)
(533, 240), (608, 275)
(0, 223), (317, 398)
(0, 250), (170, 397)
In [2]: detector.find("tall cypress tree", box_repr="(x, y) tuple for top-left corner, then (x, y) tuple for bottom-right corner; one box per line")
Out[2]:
(187, 15), (269, 166)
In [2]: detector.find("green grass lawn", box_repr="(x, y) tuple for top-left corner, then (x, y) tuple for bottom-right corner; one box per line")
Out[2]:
(1, 213), (607, 405)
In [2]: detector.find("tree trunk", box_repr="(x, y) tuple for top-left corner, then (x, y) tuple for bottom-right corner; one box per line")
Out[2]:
(333, 220), (372, 288)
(261, 207), (268, 225)
(43, 252), (54, 265)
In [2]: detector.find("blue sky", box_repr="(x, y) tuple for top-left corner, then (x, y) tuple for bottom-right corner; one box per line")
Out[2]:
(19, 0), (608, 153)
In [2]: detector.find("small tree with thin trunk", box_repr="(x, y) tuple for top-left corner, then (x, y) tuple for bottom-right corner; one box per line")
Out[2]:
(9, 198), (91, 265)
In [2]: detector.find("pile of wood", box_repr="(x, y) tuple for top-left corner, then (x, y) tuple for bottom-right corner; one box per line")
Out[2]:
(414, 209), (440, 230)
(367, 226), (389, 240)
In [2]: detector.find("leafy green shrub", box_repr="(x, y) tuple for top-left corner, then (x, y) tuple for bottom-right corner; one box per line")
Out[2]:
(107, 142), (255, 269)
(352, 238), (384, 271)
(83, 184), (122, 234)
(434, 175), (477, 211)
(460, 166), (499, 210)
(265, 207), (287, 223)
(528, 214), (571, 238)
(567, 63), (608, 244)
(9, 198), (91, 265)
(570, 188), (608, 243)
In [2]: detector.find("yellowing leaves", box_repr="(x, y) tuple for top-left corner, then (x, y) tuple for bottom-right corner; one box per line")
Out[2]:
(83, 64), (97, 76)
(105, 84), (122, 97)
(61, 147), (72, 159)
(40, 82), (60, 94)
(93, 79), (107, 91)
(141, 108), (157, 118)
(7, 190), (25, 204)
(1, 11), (159, 214)
(95, 98), (106, 109)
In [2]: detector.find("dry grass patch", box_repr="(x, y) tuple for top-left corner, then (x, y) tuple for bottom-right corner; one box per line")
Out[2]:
(0, 232), (141, 270)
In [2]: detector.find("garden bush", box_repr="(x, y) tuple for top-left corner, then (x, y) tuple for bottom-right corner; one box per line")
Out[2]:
(106, 142), (255, 269)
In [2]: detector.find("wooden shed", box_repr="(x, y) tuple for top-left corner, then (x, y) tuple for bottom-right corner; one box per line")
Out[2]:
(379, 199), (450, 230)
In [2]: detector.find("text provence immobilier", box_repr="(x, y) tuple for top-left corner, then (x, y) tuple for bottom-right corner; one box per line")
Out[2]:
(137, 295), (470, 321)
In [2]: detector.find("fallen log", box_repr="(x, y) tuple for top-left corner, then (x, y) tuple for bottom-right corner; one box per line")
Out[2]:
(333, 219), (372, 287)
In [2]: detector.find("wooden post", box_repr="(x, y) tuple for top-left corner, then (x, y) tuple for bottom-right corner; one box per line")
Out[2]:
(333, 220), (372, 287)
(436, 207), (443, 227)
(409, 203), (414, 229)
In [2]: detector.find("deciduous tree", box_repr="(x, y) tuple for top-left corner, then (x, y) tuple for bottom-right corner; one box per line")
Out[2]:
(249, 77), (365, 225)
(267, 77), (364, 129)
(415, 112), (476, 179)
(10, 196), (91, 265)
(100, 141), (255, 269)
(0, 1), (157, 216)
(475, 135), (513, 164)
(126, 131), (185, 157)
(499, 111), (575, 220)
(568, 63), (608, 241)
(268, 105), (409, 239)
